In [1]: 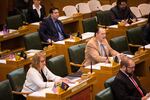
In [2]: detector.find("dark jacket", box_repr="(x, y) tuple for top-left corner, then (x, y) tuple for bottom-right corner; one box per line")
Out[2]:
(111, 70), (146, 100)
(27, 5), (46, 23)
(39, 16), (69, 42)
(111, 6), (136, 24)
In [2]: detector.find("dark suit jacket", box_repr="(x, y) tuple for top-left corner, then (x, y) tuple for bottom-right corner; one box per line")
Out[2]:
(111, 6), (136, 24)
(39, 16), (69, 42)
(27, 5), (46, 23)
(111, 70), (146, 100)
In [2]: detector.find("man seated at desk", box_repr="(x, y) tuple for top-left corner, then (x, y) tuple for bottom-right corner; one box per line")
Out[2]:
(83, 27), (120, 66)
(111, 56), (150, 100)
(21, 51), (69, 98)
(110, 0), (136, 25)
(39, 7), (70, 43)
(27, 0), (46, 23)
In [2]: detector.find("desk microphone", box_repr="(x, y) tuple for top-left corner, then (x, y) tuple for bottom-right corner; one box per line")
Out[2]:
(90, 61), (92, 74)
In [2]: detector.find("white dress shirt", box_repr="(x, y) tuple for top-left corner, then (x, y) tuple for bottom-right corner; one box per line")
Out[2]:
(33, 4), (42, 18)
(21, 66), (61, 94)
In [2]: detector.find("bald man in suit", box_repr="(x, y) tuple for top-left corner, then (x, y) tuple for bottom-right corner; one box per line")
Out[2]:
(83, 27), (120, 66)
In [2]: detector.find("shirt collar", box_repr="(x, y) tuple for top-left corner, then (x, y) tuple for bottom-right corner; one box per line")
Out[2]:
(33, 4), (42, 10)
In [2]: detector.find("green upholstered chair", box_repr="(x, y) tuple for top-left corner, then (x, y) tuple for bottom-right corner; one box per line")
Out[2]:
(96, 10), (113, 26)
(7, 68), (26, 92)
(109, 35), (132, 54)
(7, 68), (28, 100)
(47, 55), (68, 77)
(126, 26), (145, 53)
(24, 32), (43, 50)
(82, 17), (97, 33)
(0, 80), (13, 100)
(95, 87), (114, 100)
(6, 14), (23, 29)
(68, 43), (86, 72)
(104, 76), (115, 88)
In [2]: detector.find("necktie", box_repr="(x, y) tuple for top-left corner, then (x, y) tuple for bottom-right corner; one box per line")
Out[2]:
(129, 76), (144, 97)
(100, 44), (107, 57)
(41, 70), (47, 82)
(55, 21), (64, 40)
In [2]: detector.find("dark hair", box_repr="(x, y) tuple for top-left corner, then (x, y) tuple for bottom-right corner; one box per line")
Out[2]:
(117, 0), (127, 6)
(49, 7), (59, 14)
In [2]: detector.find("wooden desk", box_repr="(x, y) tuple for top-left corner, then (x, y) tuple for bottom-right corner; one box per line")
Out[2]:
(83, 63), (120, 96)
(106, 18), (148, 41)
(27, 15), (83, 34)
(0, 45), (56, 81)
(0, 26), (30, 51)
(27, 76), (96, 100)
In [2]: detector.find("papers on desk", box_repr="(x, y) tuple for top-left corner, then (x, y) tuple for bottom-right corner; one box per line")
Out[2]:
(141, 44), (150, 49)
(108, 25), (118, 28)
(125, 18), (147, 26)
(0, 29), (17, 36)
(26, 49), (42, 57)
(124, 54), (134, 58)
(85, 62), (113, 70)
(30, 22), (40, 26)
(0, 59), (6, 64)
(58, 16), (70, 21)
(29, 88), (54, 97)
(81, 32), (94, 40)
(54, 40), (65, 44)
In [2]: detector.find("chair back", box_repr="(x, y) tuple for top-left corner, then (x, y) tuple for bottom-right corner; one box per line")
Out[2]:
(24, 32), (43, 50)
(6, 14), (23, 29)
(47, 55), (68, 77)
(126, 26), (145, 45)
(101, 4), (112, 11)
(63, 5), (78, 17)
(130, 7), (142, 18)
(95, 87), (114, 100)
(82, 17), (97, 33)
(104, 76), (115, 88)
(96, 10), (112, 26)
(88, 0), (102, 11)
(7, 68), (26, 92)
(138, 3), (150, 16)
(0, 80), (13, 100)
(110, 36), (132, 54)
(68, 43), (86, 72)
(76, 3), (91, 14)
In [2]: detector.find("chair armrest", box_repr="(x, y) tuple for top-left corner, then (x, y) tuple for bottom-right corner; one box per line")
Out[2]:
(70, 62), (83, 67)
(12, 91), (31, 95)
(128, 44), (142, 48)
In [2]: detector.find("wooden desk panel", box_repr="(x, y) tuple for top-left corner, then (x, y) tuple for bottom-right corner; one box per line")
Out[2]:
(27, 76), (96, 100)
(106, 18), (148, 41)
